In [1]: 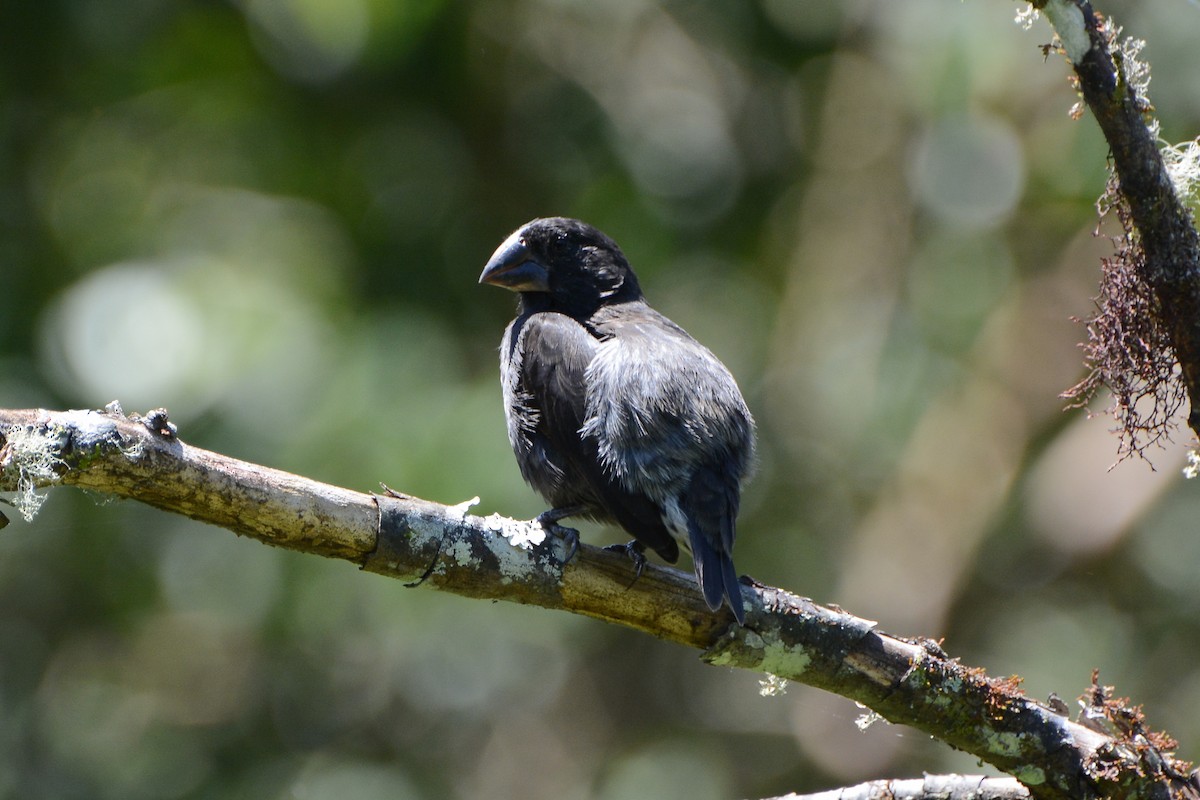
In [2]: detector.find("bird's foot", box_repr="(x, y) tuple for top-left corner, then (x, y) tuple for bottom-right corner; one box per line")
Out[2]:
(535, 507), (584, 564)
(603, 540), (647, 587)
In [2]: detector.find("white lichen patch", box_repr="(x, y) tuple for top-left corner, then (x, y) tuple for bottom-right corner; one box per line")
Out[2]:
(1114, 28), (1152, 113)
(758, 673), (788, 697)
(447, 496), (479, 520)
(1041, 0), (1091, 64)
(855, 704), (887, 731)
(444, 536), (481, 569)
(1014, 4), (1039, 31)
(1184, 449), (1200, 479)
(468, 513), (555, 585)
(479, 513), (547, 550)
(2, 425), (66, 521)
(1163, 138), (1200, 211)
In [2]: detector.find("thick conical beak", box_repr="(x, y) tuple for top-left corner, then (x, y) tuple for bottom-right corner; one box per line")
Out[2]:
(478, 234), (550, 292)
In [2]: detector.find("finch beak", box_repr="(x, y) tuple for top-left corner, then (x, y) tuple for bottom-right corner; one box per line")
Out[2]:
(479, 234), (550, 292)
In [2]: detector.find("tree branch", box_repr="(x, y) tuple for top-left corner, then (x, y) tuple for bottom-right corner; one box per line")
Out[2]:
(1, 406), (1194, 800)
(767, 775), (1030, 800)
(1036, 0), (1200, 441)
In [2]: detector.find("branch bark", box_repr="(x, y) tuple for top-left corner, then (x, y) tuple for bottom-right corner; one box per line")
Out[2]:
(768, 775), (1030, 800)
(1, 406), (1194, 800)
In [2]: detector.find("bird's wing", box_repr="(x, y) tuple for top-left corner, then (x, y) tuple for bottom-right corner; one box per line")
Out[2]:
(512, 312), (593, 447)
(511, 311), (681, 562)
(502, 312), (592, 497)
(582, 310), (754, 497)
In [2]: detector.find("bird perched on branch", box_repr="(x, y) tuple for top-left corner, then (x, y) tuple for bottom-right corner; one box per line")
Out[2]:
(479, 217), (755, 624)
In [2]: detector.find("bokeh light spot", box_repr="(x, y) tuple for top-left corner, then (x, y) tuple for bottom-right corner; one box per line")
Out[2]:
(38, 263), (207, 410)
(909, 114), (1026, 229)
(242, 0), (370, 84)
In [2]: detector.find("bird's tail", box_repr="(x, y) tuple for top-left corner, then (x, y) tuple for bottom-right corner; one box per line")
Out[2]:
(689, 523), (746, 625)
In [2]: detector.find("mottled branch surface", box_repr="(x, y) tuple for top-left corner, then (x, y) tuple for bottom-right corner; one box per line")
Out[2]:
(769, 775), (1031, 800)
(0, 407), (1193, 800)
(1038, 0), (1200, 439)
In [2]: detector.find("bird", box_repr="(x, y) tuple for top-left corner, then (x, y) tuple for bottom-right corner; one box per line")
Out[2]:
(479, 216), (755, 624)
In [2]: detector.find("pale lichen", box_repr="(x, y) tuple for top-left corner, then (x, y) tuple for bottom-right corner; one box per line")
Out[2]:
(447, 496), (479, 520)
(1040, 0), (1090, 64)
(1184, 450), (1200, 479)
(1, 425), (66, 521)
(758, 673), (788, 697)
(855, 705), (886, 731)
(479, 513), (547, 550)
(1162, 138), (1200, 214)
(1014, 3), (1040, 31)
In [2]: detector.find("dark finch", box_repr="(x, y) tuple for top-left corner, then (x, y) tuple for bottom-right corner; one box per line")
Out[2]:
(479, 217), (755, 624)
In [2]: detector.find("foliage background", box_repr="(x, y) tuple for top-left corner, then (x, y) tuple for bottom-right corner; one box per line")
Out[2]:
(2, 1), (1199, 798)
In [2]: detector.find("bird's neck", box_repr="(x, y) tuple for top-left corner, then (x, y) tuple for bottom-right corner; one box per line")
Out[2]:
(518, 292), (601, 321)
(518, 286), (643, 321)
(517, 292), (555, 314)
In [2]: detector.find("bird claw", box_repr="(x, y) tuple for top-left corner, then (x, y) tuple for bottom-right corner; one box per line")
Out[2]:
(550, 525), (580, 564)
(603, 540), (647, 587)
(535, 507), (582, 564)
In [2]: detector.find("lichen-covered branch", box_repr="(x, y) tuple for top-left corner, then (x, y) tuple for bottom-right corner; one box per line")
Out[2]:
(1, 406), (1194, 799)
(1034, 0), (1200, 447)
(767, 774), (1031, 800)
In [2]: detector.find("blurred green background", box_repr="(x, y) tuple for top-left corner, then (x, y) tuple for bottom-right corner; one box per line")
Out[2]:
(2, 1), (1200, 798)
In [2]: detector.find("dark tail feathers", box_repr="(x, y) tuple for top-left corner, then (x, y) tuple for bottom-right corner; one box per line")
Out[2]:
(689, 524), (746, 625)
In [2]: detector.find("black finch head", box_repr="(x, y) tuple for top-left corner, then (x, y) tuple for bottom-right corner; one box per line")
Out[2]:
(479, 217), (643, 317)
